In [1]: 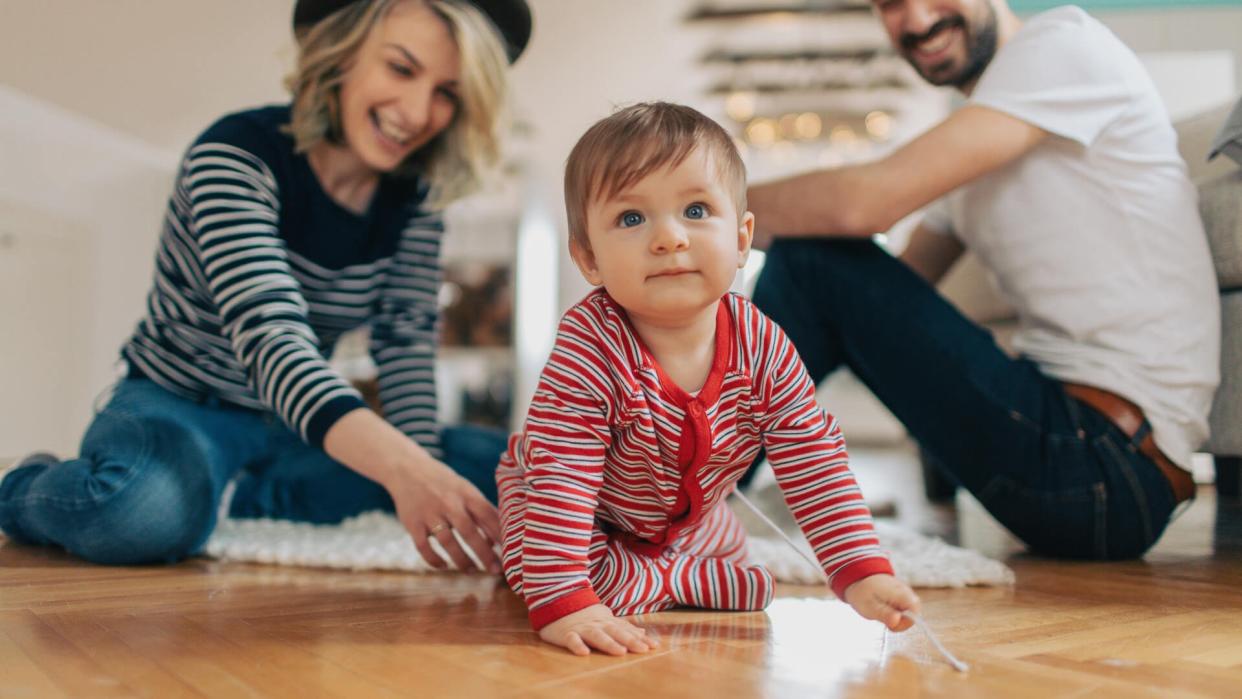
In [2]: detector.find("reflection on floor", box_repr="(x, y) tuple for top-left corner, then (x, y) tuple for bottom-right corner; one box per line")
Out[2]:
(2, 446), (1241, 698)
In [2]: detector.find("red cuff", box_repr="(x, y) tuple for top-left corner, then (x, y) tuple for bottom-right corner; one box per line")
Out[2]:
(828, 557), (895, 600)
(528, 588), (602, 631)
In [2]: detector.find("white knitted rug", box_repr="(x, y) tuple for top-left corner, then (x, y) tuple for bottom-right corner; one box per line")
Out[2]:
(747, 520), (1014, 587)
(204, 511), (1013, 589)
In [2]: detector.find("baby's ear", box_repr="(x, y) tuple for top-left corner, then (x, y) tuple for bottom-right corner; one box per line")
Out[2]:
(569, 236), (605, 286)
(737, 211), (756, 267)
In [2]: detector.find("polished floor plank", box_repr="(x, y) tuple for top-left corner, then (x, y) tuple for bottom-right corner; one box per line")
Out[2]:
(40, 611), (208, 699)
(3, 609), (142, 698)
(3, 454), (1241, 698)
(0, 618), (75, 699)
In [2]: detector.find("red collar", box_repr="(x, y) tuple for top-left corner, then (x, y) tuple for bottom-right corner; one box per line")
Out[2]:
(622, 297), (733, 409)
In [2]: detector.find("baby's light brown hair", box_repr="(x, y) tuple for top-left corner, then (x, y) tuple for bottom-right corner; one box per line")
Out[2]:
(564, 102), (748, 248)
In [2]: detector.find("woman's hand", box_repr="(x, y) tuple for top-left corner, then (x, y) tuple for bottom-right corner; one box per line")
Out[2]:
(538, 604), (660, 657)
(843, 574), (921, 632)
(323, 408), (502, 574)
(386, 455), (502, 574)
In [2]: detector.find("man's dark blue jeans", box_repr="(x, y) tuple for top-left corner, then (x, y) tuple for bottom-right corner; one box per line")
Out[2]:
(751, 238), (1178, 559)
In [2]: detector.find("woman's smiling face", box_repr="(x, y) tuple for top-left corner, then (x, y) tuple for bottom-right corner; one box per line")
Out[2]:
(337, 0), (462, 174)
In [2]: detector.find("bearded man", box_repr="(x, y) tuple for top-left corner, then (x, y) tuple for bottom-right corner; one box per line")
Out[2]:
(746, 0), (1219, 559)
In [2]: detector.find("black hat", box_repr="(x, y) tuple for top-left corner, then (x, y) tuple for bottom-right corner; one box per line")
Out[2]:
(293, 0), (531, 63)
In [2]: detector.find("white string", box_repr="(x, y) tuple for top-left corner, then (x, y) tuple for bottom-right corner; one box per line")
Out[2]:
(732, 488), (969, 673)
(902, 611), (970, 672)
(732, 488), (823, 572)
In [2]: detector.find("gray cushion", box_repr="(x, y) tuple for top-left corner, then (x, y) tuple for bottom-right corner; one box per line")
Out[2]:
(1209, 96), (1242, 166)
(1200, 170), (1242, 289)
(1175, 102), (1242, 289)
(1178, 102), (1239, 183)
(1206, 291), (1242, 456)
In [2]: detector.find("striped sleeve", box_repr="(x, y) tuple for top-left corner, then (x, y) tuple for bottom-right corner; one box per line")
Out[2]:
(754, 313), (893, 599)
(187, 142), (365, 446)
(518, 311), (615, 630)
(369, 211), (445, 457)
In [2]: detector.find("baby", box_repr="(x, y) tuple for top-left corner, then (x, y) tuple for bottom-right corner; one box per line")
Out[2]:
(497, 102), (919, 656)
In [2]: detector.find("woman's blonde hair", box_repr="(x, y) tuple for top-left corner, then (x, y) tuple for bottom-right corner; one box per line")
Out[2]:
(285, 0), (509, 209)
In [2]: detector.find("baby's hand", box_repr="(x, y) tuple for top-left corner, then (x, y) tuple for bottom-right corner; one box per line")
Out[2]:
(538, 604), (660, 656)
(843, 574), (921, 632)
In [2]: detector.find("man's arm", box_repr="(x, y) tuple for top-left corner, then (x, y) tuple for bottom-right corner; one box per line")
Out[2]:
(899, 225), (965, 285)
(747, 105), (1047, 247)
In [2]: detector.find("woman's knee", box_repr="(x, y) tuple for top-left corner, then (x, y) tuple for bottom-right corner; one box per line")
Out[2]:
(67, 416), (219, 564)
(65, 459), (217, 565)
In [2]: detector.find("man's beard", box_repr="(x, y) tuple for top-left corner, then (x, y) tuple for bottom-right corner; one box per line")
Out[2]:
(900, 4), (999, 89)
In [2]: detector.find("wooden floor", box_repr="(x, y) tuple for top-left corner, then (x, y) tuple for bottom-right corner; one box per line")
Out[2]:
(3, 451), (1242, 698)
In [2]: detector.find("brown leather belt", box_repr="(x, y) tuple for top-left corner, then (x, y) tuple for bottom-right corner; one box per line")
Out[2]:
(1063, 383), (1195, 504)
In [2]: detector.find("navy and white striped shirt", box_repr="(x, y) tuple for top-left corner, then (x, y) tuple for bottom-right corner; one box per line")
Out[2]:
(123, 105), (443, 453)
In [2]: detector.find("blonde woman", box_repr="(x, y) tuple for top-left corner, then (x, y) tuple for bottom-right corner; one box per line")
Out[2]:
(0, 0), (530, 573)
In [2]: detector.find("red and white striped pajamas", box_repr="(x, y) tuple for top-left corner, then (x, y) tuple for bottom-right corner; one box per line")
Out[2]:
(497, 290), (893, 631)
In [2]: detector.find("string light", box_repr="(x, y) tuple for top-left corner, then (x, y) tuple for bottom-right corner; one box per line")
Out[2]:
(777, 113), (798, 140)
(865, 111), (893, 140)
(745, 118), (778, 147)
(793, 112), (822, 139)
(733, 109), (898, 149)
(726, 91), (757, 122)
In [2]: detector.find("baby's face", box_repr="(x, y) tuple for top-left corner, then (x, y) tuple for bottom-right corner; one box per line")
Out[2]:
(572, 147), (754, 326)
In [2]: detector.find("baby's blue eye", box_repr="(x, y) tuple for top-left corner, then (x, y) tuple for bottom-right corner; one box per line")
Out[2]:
(619, 211), (644, 228)
(685, 204), (707, 219)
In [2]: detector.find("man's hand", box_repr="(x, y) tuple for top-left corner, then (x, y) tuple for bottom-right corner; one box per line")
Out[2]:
(843, 574), (921, 632)
(538, 604), (660, 656)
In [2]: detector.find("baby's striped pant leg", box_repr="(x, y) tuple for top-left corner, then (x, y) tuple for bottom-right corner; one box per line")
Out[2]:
(663, 553), (774, 611)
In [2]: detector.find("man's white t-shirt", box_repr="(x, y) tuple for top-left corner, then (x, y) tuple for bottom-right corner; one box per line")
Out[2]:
(923, 6), (1220, 468)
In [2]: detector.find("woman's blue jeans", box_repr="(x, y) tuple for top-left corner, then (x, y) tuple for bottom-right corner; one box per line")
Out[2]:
(0, 378), (508, 565)
(751, 239), (1178, 559)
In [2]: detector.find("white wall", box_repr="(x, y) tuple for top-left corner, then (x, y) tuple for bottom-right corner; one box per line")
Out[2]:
(1, 2), (295, 456)
(0, 87), (176, 456)
(0, 1), (295, 153)
(1093, 6), (1242, 91)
